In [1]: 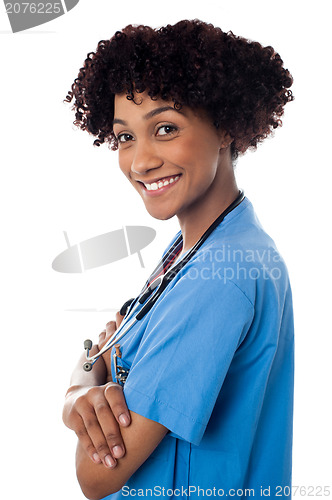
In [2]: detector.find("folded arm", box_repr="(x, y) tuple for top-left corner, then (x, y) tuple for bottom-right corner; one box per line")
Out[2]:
(76, 408), (168, 499)
(63, 315), (168, 499)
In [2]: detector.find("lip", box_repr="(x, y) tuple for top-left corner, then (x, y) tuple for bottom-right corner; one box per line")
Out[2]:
(138, 174), (182, 196)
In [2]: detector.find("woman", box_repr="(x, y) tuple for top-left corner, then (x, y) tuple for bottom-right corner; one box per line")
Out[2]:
(63, 20), (295, 500)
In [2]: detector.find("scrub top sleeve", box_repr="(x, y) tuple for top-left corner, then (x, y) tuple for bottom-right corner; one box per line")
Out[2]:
(123, 269), (254, 446)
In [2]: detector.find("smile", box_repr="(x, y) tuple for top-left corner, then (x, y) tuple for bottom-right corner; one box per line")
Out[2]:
(140, 175), (182, 195)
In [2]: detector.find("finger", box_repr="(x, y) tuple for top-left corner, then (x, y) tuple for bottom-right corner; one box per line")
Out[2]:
(73, 414), (102, 465)
(79, 402), (118, 468)
(94, 399), (126, 460)
(86, 386), (127, 462)
(98, 329), (107, 347)
(106, 320), (116, 336)
(115, 311), (125, 330)
(104, 382), (131, 428)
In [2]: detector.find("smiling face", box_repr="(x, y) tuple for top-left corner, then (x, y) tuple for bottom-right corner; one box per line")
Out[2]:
(113, 92), (234, 223)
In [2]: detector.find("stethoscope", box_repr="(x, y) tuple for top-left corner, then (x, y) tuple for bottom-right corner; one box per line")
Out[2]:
(83, 190), (245, 378)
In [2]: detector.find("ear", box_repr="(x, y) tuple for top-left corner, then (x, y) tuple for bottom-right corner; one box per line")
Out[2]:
(218, 130), (233, 150)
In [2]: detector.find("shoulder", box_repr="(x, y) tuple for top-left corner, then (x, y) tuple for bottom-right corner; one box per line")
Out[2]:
(177, 198), (291, 307)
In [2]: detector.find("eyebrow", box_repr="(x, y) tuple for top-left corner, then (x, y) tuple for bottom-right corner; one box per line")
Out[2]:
(112, 106), (183, 126)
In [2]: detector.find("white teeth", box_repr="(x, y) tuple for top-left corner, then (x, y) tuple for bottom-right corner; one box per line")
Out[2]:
(144, 175), (180, 191)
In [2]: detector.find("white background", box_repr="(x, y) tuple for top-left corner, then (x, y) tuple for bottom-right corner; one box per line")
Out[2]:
(0, 0), (331, 498)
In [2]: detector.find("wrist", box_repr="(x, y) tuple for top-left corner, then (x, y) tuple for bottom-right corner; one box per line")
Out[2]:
(65, 384), (90, 399)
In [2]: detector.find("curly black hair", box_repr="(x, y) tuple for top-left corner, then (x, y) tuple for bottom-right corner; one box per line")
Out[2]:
(65, 19), (294, 160)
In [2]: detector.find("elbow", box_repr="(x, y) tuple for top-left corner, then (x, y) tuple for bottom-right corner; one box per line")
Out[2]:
(75, 442), (125, 499)
(76, 464), (124, 500)
(78, 482), (99, 500)
(76, 469), (100, 500)
(78, 481), (124, 500)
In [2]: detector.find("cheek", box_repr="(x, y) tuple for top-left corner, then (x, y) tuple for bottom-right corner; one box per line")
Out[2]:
(164, 136), (202, 166)
(167, 135), (220, 181)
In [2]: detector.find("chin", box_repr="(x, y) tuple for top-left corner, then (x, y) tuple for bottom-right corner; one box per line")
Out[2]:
(145, 206), (176, 221)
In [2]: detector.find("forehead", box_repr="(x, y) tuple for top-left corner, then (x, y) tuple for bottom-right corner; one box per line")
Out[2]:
(114, 92), (175, 118)
(113, 92), (214, 131)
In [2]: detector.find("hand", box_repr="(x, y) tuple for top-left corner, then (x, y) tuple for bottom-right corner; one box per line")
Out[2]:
(63, 381), (131, 469)
(98, 311), (125, 383)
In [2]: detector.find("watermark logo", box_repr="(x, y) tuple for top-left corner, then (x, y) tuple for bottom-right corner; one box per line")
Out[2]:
(4, 0), (79, 33)
(52, 226), (156, 273)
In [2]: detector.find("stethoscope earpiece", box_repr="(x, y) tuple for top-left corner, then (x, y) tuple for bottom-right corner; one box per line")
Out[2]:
(84, 339), (93, 351)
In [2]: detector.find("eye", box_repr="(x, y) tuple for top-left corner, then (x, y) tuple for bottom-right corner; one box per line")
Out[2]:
(156, 125), (178, 137)
(117, 133), (134, 144)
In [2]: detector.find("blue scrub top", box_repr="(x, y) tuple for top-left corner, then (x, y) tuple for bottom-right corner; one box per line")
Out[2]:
(103, 198), (294, 499)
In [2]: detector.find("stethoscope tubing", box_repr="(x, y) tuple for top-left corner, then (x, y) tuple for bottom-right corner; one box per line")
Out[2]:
(84, 266), (180, 367)
(136, 190), (245, 319)
(84, 300), (143, 367)
(83, 190), (245, 370)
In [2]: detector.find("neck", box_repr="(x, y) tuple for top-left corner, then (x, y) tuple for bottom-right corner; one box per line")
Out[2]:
(176, 165), (239, 254)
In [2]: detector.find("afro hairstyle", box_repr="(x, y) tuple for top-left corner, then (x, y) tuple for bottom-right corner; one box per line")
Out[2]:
(65, 19), (294, 160)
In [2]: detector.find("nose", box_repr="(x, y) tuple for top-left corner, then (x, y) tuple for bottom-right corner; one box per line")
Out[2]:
(131, 138), (163, 175)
